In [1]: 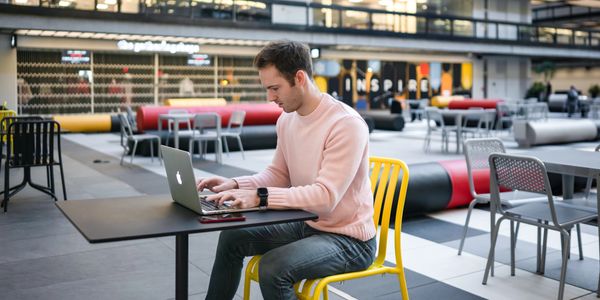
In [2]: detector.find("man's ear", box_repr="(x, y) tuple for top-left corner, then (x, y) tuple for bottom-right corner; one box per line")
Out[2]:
(295, 70), (306, 86)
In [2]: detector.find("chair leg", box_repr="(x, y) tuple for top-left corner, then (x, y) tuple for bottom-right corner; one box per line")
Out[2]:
(216, 139), (223, 164)
(536, 223), (542, 274)
(237, 136), (245, 159)
(222, 136), (230, 157)
(514, 222), (520, 248)
(131, 140), (138, 164)
(48, 164), (56, 201)
(3, 163), (9, 212)
(59, 161), (67, 200)
(510, 220), (516, 276)
(483, 217), (504, 284)
(558, 230), (571, 300)
(458, 199), (478, 255)
(397, 267), (409, 300)
(541, 224), (549, 274)
(584, 176), (593, 199)
(576, 223), (583, 260)
(120, 142), (127, 166)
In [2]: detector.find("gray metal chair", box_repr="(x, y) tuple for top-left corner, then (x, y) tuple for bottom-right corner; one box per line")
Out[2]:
(189, 113), (222, 164)
(458, 138), (550, 255)
(118, 113), (161, 166)
(221, 110), (246, 159)
(482, 153), (597, 300)
(584, 144), (600, 199)
(423, 107), (458, 153)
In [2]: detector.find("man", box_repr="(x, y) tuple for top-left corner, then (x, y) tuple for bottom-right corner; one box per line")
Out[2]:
(197, 40), (376, 299)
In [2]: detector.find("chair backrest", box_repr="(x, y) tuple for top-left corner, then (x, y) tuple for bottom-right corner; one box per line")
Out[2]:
(193, 113), (221, 134)
(124, 106), (137, 130)
(488, 153), (557, 225)
(424, 107), (444, 129)
(118, 113), (134, 138)
(0, 110), (17, 139)
(463, 138), (505, 198)
(369, 157), (410, 268)
(227, 110), (246, 133)
(6, 120), (62, 168)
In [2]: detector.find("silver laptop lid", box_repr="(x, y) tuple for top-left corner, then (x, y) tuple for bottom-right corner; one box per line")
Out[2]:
(161, 145), (204, 214)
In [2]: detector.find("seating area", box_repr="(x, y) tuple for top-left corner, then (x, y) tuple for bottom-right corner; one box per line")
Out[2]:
(2, 105), (600, 300)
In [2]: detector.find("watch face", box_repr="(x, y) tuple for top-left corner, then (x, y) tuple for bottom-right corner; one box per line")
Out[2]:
(257, 187), (268, 197)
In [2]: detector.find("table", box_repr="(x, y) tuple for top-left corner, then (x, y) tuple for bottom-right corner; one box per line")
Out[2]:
(56, 195), (318, 300)
(440, 109), (495, 153)
(158, 113), (195, 149)
(520, 149), (600, 294)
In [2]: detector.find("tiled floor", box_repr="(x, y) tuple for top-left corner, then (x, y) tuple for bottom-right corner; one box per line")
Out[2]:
(1, 116), (599, 300)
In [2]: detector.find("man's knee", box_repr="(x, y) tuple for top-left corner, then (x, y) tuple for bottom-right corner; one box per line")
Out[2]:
(217, 229), (249, 256)
(258, 255), (290, 285)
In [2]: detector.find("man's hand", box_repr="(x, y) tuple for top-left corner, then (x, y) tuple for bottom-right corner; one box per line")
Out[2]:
(206, 189), (260, 209)
(196, 176), (238, 193)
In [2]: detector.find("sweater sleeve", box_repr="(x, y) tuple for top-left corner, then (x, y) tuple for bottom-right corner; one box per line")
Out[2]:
(233, 118), (291, 189)
(266, 116), (369, 214)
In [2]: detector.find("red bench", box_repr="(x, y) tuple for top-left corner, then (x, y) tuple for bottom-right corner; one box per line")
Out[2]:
(136, 103), (283, 132)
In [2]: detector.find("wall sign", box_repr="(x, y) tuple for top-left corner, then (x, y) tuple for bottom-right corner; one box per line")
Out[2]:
(117, 40), (200, 54)
(61, 50), (90, 64)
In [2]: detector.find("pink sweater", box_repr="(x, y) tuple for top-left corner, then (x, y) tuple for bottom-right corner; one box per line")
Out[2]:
(234, 94), (376, 241)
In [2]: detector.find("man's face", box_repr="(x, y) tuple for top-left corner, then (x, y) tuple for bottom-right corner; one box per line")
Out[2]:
(259, 65), (303, 113)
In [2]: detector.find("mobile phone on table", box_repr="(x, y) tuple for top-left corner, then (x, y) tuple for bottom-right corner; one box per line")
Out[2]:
(199, 213), (246, 224)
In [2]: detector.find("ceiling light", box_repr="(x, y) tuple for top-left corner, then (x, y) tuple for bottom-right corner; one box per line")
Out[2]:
(348, 0), (362, 3)
(105, 0), (117, 4)
(58, 0), (71, 7)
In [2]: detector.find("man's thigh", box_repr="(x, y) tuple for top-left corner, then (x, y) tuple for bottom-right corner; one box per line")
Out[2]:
(260, 232), (373, 280)
(220, 221), (306, 256)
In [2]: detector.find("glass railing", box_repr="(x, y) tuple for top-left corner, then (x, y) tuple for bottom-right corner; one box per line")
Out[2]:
(4, 0), (600, 49)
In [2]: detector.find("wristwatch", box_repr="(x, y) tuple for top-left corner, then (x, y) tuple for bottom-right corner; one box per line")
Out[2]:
(257, 187), (268, 210)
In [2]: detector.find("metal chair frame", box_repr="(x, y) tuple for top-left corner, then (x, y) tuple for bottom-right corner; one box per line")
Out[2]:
(189, 113), (223, 164)
(2, 119), (67, 212)
(221, 110), (246, 159)
(243, 157), (410, 300)
(482, 153), (597, 300)
(119, 113), (162, 166)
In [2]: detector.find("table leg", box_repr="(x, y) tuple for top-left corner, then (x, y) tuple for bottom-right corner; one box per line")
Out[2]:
(561, 174), (575, 200)
(176, 233), (189, 300)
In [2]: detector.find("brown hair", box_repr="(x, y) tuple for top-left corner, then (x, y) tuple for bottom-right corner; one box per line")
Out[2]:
(253, 40), (313, 86)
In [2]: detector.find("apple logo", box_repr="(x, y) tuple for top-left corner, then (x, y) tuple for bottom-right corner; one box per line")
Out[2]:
(176, 171), (182, 185)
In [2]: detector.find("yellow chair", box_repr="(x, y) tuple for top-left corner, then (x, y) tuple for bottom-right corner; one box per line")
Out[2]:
(0, 110), (17, 160)
(243, 156), (410, 300)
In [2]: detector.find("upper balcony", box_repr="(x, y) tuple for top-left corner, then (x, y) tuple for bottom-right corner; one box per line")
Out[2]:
(1, 0), (600, 53)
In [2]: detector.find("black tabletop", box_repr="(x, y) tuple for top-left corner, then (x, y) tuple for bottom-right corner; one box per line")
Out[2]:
(56, 195), (318, 243)
(519, 149), (600, 177)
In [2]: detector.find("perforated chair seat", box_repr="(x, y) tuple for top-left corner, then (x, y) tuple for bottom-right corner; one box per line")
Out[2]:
(476, 191), (548, 205)
(506, 202), (597, 226)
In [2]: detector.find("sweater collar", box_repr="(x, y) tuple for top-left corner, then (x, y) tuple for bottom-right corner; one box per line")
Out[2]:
(297, 93), (327, 122)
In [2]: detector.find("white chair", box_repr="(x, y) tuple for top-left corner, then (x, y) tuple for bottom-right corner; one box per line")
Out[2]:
(118, 113), (161, 166)
(167, 109), (192, 146)
(221, 110), (246, 159)
(423, 107), (458, 153)
(189, 113), (223, 164)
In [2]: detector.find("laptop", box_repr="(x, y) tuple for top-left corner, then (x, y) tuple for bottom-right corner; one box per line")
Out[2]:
(161, 145), (261, 215)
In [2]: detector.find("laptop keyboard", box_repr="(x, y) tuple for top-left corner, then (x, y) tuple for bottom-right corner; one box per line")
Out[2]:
(200, 199), (230, 211)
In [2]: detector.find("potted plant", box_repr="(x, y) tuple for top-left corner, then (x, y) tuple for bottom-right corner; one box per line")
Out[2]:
(589, 84), (600, 99)
(525, 82), (545, 100)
